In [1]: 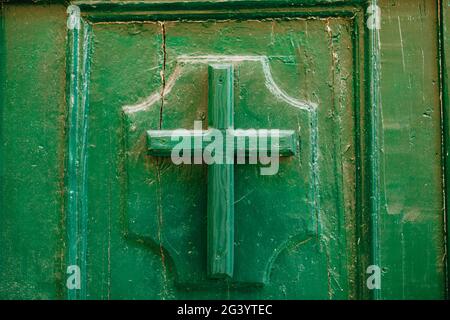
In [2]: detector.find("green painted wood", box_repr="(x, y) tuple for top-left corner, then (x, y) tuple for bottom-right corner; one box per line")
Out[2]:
(0, 4), (67, 299)
(65, 5), (92, 300)
(144, 63), (300, 280)
(147, 129), (298, 157)
(367, 0), (382, 300)
(376, 0), (446, 299)
(119, 15), (353, 298)
(440, 0), (450, 298)
(0, 0), (447, 300)
(206, 64), (234, 278)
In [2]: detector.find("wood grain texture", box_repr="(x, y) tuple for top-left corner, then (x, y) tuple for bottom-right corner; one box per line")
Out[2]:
(0, 0), (447, 300)
(206, 64), (235, 278)
(147, 130), (298, 157)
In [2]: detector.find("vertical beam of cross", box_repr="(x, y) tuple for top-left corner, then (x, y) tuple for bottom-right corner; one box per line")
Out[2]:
(207, 64), (234, 278)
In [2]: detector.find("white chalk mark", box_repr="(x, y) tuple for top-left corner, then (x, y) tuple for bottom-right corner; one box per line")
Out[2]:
(122, 55), (316, 114)
(398, 16), (406, 72)
(67, 5), (80, 30)
(122, 65), (182, 114)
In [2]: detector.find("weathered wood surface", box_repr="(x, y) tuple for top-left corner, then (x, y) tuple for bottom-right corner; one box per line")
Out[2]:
(0, 0), (447, 300)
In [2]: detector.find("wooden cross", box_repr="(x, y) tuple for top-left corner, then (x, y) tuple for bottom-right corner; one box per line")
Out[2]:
(146, 64), (298, 279)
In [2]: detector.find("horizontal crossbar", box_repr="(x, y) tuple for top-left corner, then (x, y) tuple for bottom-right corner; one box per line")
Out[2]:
(146, 129), (298, 157)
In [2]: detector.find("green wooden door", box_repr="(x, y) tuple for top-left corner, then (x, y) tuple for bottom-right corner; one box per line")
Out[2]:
(0, 0), (448, 300)
(86, 16), (356, 300)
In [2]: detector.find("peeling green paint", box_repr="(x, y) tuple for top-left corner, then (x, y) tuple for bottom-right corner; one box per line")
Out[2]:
(0, 0), (447, 300)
